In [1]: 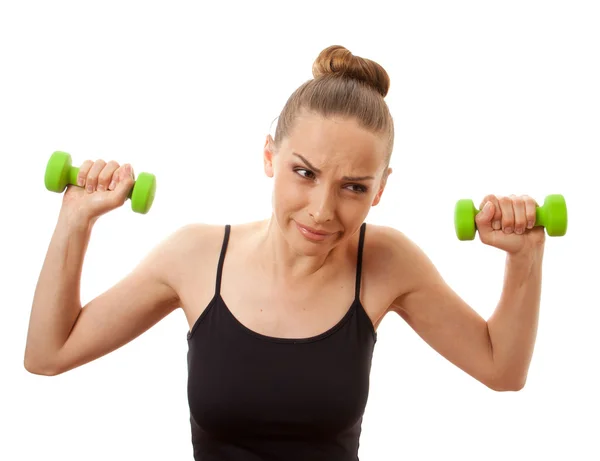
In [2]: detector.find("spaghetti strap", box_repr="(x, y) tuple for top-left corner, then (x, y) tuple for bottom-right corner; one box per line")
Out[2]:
(355, 222), (366, 300)
(215, 225), (231, 296)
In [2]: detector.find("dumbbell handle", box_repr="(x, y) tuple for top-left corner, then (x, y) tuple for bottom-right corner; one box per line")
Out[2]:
(66, 165), (135, 198)
(468, 202), (547, 227)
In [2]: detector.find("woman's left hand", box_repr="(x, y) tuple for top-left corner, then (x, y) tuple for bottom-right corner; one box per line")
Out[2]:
(475, 194), (546, 255)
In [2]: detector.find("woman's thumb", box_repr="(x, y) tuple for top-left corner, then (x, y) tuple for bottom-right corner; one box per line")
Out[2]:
(113, 165), (135, 202)
(475, 201), (495, 232)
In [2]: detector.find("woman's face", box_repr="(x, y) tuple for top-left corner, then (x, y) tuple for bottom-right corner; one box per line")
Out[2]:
(264, 111), (391, 255)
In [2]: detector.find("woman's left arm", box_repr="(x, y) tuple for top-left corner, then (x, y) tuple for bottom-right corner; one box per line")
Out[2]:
(487, 236), (545, 391)
(388, 194), (546, 392)
(478, 194), (547, 390)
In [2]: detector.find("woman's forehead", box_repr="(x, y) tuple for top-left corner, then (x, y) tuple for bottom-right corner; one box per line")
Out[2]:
(282, 115), (386, 167)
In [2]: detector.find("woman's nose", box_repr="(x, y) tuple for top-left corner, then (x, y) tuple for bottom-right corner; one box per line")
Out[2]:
(309, 188), (336, 223)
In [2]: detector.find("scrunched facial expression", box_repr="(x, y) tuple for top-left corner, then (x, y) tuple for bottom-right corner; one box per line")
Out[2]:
(264, 111), (391, 255)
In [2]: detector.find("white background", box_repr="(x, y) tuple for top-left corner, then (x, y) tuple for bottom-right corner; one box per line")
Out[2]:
(2, 1), (599, 460)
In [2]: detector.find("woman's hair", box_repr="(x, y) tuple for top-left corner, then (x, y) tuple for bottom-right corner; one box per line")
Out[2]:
(273, 45), (395, 168)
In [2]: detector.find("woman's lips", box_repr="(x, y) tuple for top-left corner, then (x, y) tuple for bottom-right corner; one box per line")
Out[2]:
(295, 221), (332, 241)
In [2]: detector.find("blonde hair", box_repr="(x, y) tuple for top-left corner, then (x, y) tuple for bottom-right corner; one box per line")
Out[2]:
(273, 45), (395, 167)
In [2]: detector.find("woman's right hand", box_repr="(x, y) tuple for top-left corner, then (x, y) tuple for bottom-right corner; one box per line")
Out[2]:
(60, 159), (136, 225)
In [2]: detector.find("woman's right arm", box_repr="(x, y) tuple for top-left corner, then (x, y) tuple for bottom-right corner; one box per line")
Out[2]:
(24, 212), (93, 374)
(24, 211), (186, 376)
(24, 158), (184, 376)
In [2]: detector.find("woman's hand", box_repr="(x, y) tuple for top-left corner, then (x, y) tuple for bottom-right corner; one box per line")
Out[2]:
(475, 194), (546, 255)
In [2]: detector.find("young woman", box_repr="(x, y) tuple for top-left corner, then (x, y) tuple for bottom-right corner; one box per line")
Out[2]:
(24, 45), (545, 460)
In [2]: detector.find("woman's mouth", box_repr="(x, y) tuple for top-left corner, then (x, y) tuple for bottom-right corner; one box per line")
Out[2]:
(294, 221), (332, 241)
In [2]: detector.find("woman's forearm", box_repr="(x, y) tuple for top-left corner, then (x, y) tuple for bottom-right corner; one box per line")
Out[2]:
(487, 247), (545, 389)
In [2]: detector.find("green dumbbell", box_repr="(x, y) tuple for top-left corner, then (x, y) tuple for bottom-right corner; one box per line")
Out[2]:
(454, 194), (568, 241)
(44, 151), (156, 214)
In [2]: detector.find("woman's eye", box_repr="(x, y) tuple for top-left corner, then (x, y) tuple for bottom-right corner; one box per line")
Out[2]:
(347, 184), (368, 194)
(295, 168), (315, 179)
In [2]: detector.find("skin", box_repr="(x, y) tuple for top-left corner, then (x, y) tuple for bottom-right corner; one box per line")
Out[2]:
(25, 109), (544, 393)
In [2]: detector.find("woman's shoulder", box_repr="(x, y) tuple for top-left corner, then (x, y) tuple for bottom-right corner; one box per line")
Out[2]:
(363, 222), (411, 258)
(162, 222), (235, 256)
(361, 223), (425, 291)
(162, 222), (225, 250)
(162, 220), (264, 257)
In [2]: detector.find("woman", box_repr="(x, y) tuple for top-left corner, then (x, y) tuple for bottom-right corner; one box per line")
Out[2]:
(24, 45), (545, 460)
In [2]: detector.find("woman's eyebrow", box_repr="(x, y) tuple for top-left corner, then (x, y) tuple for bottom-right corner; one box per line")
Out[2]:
(292, 152), (375, 181)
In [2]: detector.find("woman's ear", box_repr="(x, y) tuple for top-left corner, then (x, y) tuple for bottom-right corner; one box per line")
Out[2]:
(372, 167), (392, 206)
(263, 135), (275, 177)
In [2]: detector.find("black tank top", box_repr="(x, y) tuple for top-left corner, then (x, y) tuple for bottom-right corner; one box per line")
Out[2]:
(186, 223), (377, 460)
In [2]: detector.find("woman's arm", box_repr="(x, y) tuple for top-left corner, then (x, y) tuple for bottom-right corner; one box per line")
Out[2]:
(385, 226), (542, 391)
(24, 212), (94, 375)
(487, 249), (544, 389)
(24, 218), (199, 376)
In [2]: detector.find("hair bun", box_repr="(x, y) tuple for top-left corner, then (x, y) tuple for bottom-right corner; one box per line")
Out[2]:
(311, 45), (390, 98)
